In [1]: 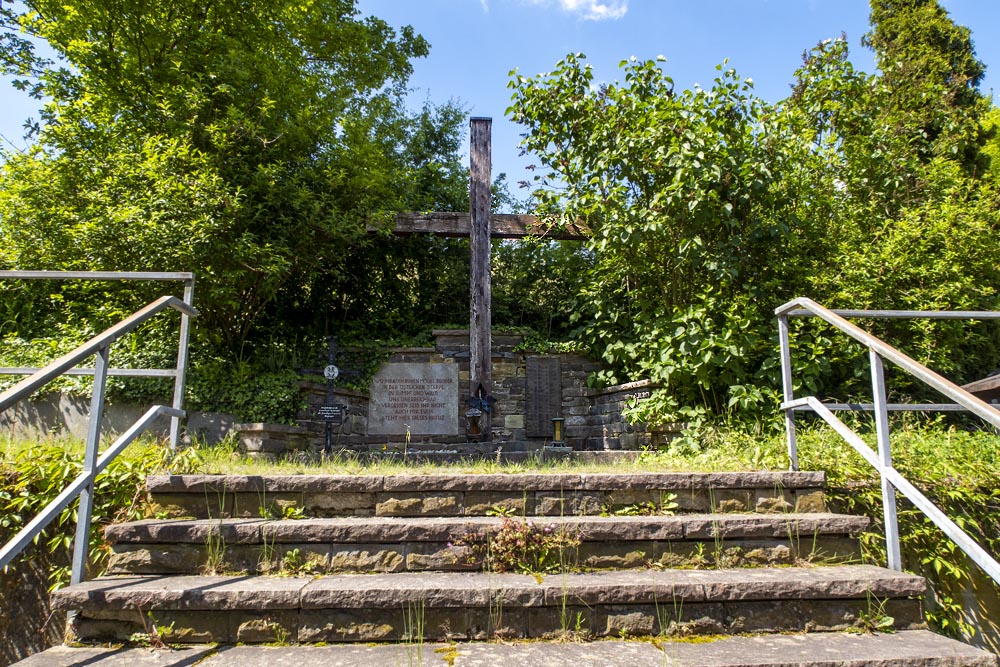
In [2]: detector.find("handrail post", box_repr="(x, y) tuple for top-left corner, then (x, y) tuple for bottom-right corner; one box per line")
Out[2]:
(778, 314), (799, 471)
(870, 347), (902, 571)
(170, 277), (195, 450)
(71, 344), (109, 585)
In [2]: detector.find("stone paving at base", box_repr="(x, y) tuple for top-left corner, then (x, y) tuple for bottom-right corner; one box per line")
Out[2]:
(13, 631), (997, 667)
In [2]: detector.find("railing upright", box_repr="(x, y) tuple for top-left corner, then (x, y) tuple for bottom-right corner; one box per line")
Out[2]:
(777, 313), (798, 470)
(0, 279), (198, 584)
(869, 348), (902, 572)
(776, 297), (1000, 586)
(170, 278), (195, 451)
(71, 344), (109, 584)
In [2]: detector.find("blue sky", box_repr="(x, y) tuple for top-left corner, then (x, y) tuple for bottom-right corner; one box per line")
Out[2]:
(354, 0), (1000, 181)
(3, 1), (999, 183)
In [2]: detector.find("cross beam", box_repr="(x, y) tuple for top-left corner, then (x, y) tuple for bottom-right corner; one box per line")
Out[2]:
(372, 212), (589, 241)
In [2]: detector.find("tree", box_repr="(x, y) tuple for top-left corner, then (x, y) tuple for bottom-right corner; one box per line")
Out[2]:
(509, 55), (821, 418)
(0, 0), (463, 352)
(508, 1), (1000, 427)
(865, 0), (988, 173)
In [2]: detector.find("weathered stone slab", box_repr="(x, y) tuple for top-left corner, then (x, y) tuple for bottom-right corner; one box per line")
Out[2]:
(206, 645), (447, 667)
(452, 641), (668, 667)
(367, 362), (460, 435)
(260, 544), (330, 575)
(300, 572), (544, 609)
(17, 631), (995, 667)
(651, 630), (997, 666)
(9, 646), (217, 667)
(574, 543), (655, 569)
(52, 575), (311, 611)
(258, 475), (384, 493)
(326, 545), (405, 573)
(698, 565), (926, 601)
(147, 474), (267, 493)
(562, 516), (686, 541)
(404, 543), (479, 571)
(73, 609), (235, 643)
(382, 473), (583, 492)
(298, 608), (470, 642)
(715, 471), (827, 488)
(302, 492), (376, 516)
(794, 489), (829, 513)
(148, 493), (230, 519)
(230, 493), (305, 519)
(681, 513), (869, 540)
(712, 489), (755, 512)
(464, 490), (535, 515)
(540, 570), (706, 606)
(234, 610), (298, 643)
(578, 473), (695, 491)
(375, 492), (463, 517)
(106, 519), (266, 544)
(105, 545), (205, 575)
(534, 491), (603, 516)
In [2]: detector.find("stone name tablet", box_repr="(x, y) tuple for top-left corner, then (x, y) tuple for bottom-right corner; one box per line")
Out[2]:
(368, 362), (460, 435)
(526, 356), (562, 437)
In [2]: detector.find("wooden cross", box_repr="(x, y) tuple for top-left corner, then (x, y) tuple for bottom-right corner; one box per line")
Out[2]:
(372, 117), (588, 441)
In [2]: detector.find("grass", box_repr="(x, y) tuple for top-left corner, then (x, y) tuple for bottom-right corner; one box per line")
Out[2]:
(5, 419), (999, 481)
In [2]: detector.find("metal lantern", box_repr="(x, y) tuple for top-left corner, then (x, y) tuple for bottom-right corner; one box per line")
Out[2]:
(466, 408), (484, 436)
(551, 417), (565, 445)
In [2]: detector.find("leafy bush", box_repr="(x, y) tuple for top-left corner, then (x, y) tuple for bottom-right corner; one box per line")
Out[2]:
(508, 5), (1000, 427)
(186, 356), (304, 424)
(0, 439), (198, 588)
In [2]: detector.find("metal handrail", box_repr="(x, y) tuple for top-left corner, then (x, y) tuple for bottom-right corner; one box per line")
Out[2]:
(0, 291), (198, 584)
(0, 271), (196, 448)
(0, 295), (195, 410)
(776, 297), (1000, 585)
(0, 405), (183, 574)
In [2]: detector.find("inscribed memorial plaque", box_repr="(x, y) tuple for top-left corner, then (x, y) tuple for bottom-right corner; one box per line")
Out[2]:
(526, 356), (562, 437)
(368, 363), (459, 435)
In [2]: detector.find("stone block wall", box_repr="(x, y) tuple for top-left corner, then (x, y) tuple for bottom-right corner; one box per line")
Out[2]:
(290, 331), (666, 452)
(585, 380), (679, 450)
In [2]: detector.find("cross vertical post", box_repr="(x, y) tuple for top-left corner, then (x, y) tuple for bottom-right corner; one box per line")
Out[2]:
(469, 118), (493, 441)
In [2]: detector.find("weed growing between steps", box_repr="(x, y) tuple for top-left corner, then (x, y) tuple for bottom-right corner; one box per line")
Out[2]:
(454, 517), (581, 575)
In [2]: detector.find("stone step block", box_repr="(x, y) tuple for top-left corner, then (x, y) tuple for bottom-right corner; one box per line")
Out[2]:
(147, 472), (828, 519)
(12, 631), (997, 667)
(103, 513), (867, 575)
(53, 566), (926, 643)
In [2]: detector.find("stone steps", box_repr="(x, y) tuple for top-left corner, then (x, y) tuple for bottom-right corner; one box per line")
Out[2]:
(21, 470), (996, 666)
(54, 566), (926, 643)
(147, 471), (828, 519)
(104, 513), (867, 575)
(14, 631), (997, 667)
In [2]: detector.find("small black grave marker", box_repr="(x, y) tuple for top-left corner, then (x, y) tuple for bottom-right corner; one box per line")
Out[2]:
(300, 336), (363, 454)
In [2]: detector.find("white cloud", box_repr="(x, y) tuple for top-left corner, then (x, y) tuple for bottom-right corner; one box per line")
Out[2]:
(561, 0), (628, 20)
(523, 0), (628, 21)
(480, 0), (489, 12)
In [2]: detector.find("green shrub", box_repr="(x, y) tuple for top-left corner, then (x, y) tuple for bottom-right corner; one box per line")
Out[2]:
(0, 438), (198, 588)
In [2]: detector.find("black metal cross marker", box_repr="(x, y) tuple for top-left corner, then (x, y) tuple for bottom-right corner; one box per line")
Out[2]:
(301, 336), (361, 456)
